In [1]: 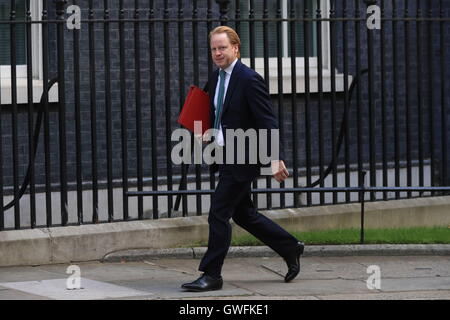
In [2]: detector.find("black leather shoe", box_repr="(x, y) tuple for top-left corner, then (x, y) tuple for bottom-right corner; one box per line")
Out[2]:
(283, 242), (305, 283)
(181, 274), (223, 292)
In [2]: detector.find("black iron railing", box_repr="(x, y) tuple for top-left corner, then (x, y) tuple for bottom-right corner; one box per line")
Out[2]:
(0, 0), (449, 236)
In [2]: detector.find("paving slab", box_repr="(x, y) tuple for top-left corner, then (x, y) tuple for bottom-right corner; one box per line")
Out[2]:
(0, 266), (65, 283)
(258, 258), (368, 281)
(317, 290), (450, 300)
(291, 256), (450, 279)
(141, 259), (199, 277)
(0, 278), (151, 300)
(230, 278), (370, 297)
(357, 256), (450, 279)
(111, 278), (253, 300)
(35, 261), (195, 283)
(379, 277), (450, 292)
(0, 287), (52, 300)
(1, 254), (449, 300)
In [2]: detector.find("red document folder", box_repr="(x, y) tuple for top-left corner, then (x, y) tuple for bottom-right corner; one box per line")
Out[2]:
(177, 85), (211, 135)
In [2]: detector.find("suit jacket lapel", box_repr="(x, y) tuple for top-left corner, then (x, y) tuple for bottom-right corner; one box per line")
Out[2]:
(208, 60), (242, 127)
(221, 59), (242, 118)
(209, 70), (219, 127)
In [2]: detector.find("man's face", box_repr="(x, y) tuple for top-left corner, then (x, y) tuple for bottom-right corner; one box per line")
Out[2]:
(210, 33), (239, 70)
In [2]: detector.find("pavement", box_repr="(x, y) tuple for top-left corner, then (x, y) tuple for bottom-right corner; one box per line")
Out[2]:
(0, 245), (450, 300)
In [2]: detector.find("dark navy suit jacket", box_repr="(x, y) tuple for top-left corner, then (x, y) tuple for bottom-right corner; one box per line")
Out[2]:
(207, 60), (284, 182)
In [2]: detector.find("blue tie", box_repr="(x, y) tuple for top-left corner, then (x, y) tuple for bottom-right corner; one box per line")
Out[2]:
(214, 70), (226, 130)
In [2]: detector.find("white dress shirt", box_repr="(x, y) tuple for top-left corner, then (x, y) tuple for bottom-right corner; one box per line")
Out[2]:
(214, 58), (238, 146)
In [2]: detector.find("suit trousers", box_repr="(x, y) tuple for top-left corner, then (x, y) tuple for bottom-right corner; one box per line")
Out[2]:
(198, 164), (299, 278)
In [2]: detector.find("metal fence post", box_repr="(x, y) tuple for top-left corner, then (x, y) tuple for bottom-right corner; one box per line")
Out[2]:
(54, 0), (68, 226)
(439, 0), (448, 190)
(359, 171), (367, 244)
(10, 0), (20, 229)
(364, 0), (378, 202)
(361, 0), (375, 239)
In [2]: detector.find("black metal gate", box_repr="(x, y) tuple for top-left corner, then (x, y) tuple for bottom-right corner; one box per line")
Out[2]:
(0, 0), (449, 233)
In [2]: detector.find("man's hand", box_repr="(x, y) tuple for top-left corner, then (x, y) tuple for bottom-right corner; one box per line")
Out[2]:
(271, 160), (289, 183)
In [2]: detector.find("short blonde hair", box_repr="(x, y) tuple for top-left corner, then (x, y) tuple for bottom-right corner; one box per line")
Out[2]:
(209, 26), (241, 59)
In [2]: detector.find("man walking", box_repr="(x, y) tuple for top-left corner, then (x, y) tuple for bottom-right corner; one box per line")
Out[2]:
(181, 26), (304, 292)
